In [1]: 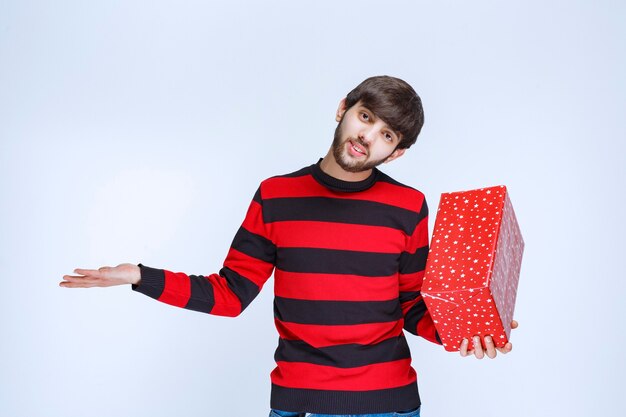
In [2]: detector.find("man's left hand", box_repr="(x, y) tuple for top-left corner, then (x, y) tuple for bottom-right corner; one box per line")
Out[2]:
(459, 320), (518, 359)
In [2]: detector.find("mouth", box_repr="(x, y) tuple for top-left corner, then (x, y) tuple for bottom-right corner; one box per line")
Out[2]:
(347, 139), (367, 157)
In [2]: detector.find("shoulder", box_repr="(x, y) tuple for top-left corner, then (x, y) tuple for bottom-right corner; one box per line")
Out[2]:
(256, 164), (314, 199)
(375, 170), (428, 215)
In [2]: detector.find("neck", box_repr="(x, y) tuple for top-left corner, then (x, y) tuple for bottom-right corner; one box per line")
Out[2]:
(320, 149), (373, 182)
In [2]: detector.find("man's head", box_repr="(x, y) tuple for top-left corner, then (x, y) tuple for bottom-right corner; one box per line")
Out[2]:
(330, 76), (425, 173)
(342, 75), (424, 150)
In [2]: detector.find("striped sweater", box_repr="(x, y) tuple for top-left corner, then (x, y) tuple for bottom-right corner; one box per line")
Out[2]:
(132, 159), (441, 414)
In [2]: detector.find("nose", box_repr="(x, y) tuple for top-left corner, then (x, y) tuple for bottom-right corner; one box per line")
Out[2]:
(358, 126), (376, 144)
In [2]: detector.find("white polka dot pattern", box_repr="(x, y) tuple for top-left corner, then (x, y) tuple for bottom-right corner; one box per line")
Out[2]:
(422, 185), (524, 352)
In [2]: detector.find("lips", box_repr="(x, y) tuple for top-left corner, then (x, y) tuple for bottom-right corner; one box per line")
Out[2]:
(347, 139), (367, 157)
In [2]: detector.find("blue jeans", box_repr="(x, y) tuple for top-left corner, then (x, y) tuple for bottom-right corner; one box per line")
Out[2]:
(269, 406), (420, 417)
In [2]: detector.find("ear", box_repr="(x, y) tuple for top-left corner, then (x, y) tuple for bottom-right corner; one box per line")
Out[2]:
(384, 148), (406, 164)
(336, 98), (347, 122)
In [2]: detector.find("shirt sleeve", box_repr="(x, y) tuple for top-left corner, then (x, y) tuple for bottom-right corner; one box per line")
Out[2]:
(131, 186), (276, 317)
(398, 197), (442, 345)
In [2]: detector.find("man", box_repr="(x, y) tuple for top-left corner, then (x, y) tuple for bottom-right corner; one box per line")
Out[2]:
(60, 76), (516, 417)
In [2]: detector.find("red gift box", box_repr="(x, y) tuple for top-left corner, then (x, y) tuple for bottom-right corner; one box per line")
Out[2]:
(422, 185), (524, 352)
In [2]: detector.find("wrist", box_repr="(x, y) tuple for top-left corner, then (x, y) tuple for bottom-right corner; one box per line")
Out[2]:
(130, 264), (141, 285)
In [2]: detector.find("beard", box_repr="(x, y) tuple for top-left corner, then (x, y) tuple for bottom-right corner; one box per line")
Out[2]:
(331, 117), (392, 173)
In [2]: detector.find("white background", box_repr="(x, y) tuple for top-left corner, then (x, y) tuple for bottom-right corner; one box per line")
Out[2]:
(1, 1), (624, 416)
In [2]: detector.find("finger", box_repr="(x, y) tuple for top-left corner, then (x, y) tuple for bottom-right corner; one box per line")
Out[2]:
(511, 320), (519, 329)
(59, 279), (99, 288)
(60, 276), (113, 288)
(459, 338), (469, 357)
(61, 275), (108, 286)
(61, 275), (81, 282)
(73, 268), (102, 277)
(484, 335), (497, 359)
(496, 342), (513, 354)
(473, 336), (484, 359)
(62, 275), (98, 282)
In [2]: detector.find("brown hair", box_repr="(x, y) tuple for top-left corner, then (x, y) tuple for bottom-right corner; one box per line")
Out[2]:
(344, 75), (424, 149)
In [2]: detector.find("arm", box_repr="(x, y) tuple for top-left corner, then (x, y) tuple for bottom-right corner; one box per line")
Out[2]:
(398, 197), (442, 345)
(61, 186), (276, 318)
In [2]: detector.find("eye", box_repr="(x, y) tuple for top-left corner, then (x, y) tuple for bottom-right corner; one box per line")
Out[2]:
(360, 112), (370, 121)
(384, 132), (395, 142)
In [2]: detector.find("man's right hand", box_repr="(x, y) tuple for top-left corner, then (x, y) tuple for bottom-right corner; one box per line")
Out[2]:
(60, 263), (141, 288)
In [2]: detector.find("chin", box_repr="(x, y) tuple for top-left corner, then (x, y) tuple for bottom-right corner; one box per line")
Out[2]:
(338, 155), (369, 173)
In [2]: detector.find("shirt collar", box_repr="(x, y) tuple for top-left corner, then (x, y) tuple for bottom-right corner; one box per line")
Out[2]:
(310, 158), (380, 193)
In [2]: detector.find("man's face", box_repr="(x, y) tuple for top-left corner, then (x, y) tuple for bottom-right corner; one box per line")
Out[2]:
(331, 100), (405, 173)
